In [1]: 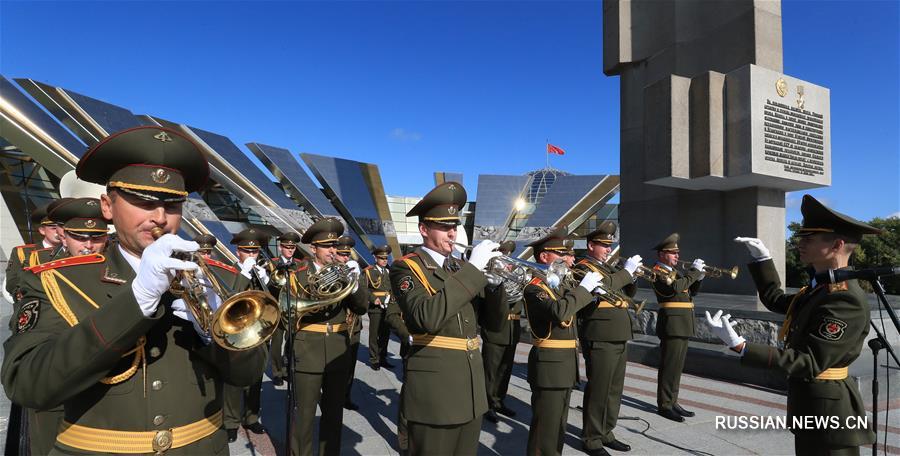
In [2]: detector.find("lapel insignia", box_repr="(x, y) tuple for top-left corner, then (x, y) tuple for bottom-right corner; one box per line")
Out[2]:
(101, 267), (127, 284)
(818, 317), (847, 341)
(16, 300), (40, 333)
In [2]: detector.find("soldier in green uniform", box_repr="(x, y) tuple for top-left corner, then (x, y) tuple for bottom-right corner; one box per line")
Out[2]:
(289, 217), (368, 456)
(650, 233), (705, 422)
(4, 199), (68, 305)
(269, 231), (303, 386)
(384, 273), (412, 453)
(337, 235), (364, 411)
(708, 195), (878, 455)
(389, 181), (507, 456)
(481, 239), (523, 424)
(222, 228), (271, 442)
(2, 125), (268, 455)
(366, 244), (395, 371)
(523, 230), (602, 456)
(574, 222), (643, 455)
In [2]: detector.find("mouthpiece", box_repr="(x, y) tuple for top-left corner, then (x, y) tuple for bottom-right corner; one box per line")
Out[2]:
(150, 227), (165, 239)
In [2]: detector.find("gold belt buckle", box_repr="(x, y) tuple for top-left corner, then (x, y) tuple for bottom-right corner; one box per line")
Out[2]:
(326, 323), (332, 335)
(153, 429), (173, 455)
(466, 338), (477, 351)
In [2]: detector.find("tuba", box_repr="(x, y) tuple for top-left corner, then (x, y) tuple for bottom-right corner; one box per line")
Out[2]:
(152, 228), (282, 351)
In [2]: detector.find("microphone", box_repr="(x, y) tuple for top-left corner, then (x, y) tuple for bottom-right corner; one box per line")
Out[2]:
(815, 266), (900, 284)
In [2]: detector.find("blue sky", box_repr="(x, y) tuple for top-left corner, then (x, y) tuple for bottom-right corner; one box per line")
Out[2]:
(1, 0), (897, 226)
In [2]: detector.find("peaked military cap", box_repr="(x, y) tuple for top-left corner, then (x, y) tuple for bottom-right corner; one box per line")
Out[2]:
(76, 126), (209, 202)
(193, 233), (217, 251)
(48, 198), (108, 236)
(796, 194), (882, 243)
(406, 181), (467, 226)
(33, 198), (72, 225)
(498, 240), (516, 255)
(301, 217), (344, 245)
(653, 233), (680, 252)
(372, 245), (391, 258)
(527, 229), (570, 253)
(563, 239), (576, 255)
(336, 235), (355, 254)
(587, 221), (617, 244)
(231, 228), (269, 250)
(278, 232), (301, 247)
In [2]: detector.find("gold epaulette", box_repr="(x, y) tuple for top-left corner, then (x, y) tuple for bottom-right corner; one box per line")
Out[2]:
(27, 254), (105, 273)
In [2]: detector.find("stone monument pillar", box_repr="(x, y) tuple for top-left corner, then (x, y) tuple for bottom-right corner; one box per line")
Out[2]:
(604, 0), (830, 295)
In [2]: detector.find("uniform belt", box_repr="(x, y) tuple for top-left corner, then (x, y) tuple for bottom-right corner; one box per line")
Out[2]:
(371, 291), (389, 297)
(412, 334), (480, 351)
(532, 339), (577, 349)
(815, 367), (848, 380)
(298, 322), (349, 334)
(659, 302), (694, 309)
(508, 313), (521, 320)
(56, 410), (222, 454)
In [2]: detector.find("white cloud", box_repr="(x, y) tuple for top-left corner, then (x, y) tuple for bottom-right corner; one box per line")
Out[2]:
(888, 212), (900, 219)
(390, 128), (422, 142)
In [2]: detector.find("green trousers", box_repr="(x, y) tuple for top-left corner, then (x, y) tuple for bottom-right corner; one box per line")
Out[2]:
(582, 341), (627, 449)
(223, 378), (262, 429)
(482, 341), (517, 410)
(290, 355), (352, 456)
(527, 387), (572, 456)
(657, 336), (689, 410)
(407, 416), (482, 456)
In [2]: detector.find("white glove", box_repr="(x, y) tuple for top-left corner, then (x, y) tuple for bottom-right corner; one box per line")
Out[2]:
(469, 240), (502, 272)
(346, 260), (361, 293)
(132, 234), (199, 317)
(239, 257), (257, 277)
(705, 310), (746, 349)
(578, 271), (603, 294)
(623, 255), (642, 276)
(545, 273), (561, 289)
(734, 237), (771, 261)
(253, 264), (270, 286)
(691, 258), (706, 272)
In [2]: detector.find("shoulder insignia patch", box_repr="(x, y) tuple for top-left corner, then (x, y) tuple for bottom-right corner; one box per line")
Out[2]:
(398, 275), (415, 295)
(28, 253), (105, 274)
(818, 317), (847, 341)
(537, 291), (550, 300)
(16, 300), (40, 333)
(828, 282), (849, 293)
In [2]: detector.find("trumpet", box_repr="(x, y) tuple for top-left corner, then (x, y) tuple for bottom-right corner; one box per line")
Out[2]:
(151, 227), (281, 351)
(677, 260), (739, 279)
(569, 267), (642, 308)
(452, 242), (567, 303)
(632, 263), (674, 285)
(256, 248), (290, 288)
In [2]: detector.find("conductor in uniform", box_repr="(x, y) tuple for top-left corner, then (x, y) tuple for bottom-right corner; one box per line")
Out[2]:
(2, 126), (268, 454)
(481, 239), (523, 424)
(523, 230), (602, 456)
(708, 195), (878, 455)
(574, 221), (642, 455)
(389, 181), (506, 456)
(651, 233), (705, 422)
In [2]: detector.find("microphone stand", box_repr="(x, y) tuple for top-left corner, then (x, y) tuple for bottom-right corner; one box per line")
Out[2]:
(865, 277), (899, 456)
(283, 275), (296, 456)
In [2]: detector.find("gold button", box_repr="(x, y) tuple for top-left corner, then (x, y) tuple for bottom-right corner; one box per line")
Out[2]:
(153, 415), (165, 426)
(149, 347), (161, 357)
(151, 380), (163, 391)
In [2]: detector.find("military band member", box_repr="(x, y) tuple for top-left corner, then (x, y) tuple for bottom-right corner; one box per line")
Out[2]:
(574, 222), (642, 455)
(193, 233), (217, 260)
(289, 218), (367, 456)
(366, 245), (395, 370)
(523, 230), (602, 456)
(383, 278), (412, 454)
(270, 231), (303, 386)
(482, 240), (523, 424)
(651, 233), (704, 422)
(337, 235), (364, 411)
(2, 126), (268, 454)
(709, 195), (878, 455)
(4, 199), (68, 305)
(389, 181), (506, 456)
(222, 228), (271, 442)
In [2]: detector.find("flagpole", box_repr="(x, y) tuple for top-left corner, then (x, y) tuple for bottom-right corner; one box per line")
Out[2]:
(545, 139), (550, 168)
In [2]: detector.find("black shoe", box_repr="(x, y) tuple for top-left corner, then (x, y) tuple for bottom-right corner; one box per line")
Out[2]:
(370, 363), (381, 371)
(496, 405), (516, 417)
(243, 422), (266, 434)
(271, 376), (284, 387)
(227, 428), (238, 443)
(484, 410), (499, 423)
(604, 440), (631, 452)
(381, 360), (396, 368)
(344, 401), (359, 411)
(657, 408), (685, 422)
(673, 403), (695, 417)
(585, 448), (611, 456)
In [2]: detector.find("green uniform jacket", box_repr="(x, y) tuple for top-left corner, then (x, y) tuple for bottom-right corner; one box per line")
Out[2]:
(390, 248), (506, 425)
(574, 257), (636, 342)
(2, 247), (268, 455)
(651, 263), (703, 338)
(5, 245), (51, 330)
(384, 295), (410, 339)
(743, 259), (876, 447)
(481, 297), (524, 346)
(365, 265), (392, 310)
(524, 280), (593, 388)
(291, 263), (368, 373)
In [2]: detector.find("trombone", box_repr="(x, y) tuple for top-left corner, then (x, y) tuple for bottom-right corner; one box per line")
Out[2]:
(677, 260), (739, 279)
(151, 228), (281, 351)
